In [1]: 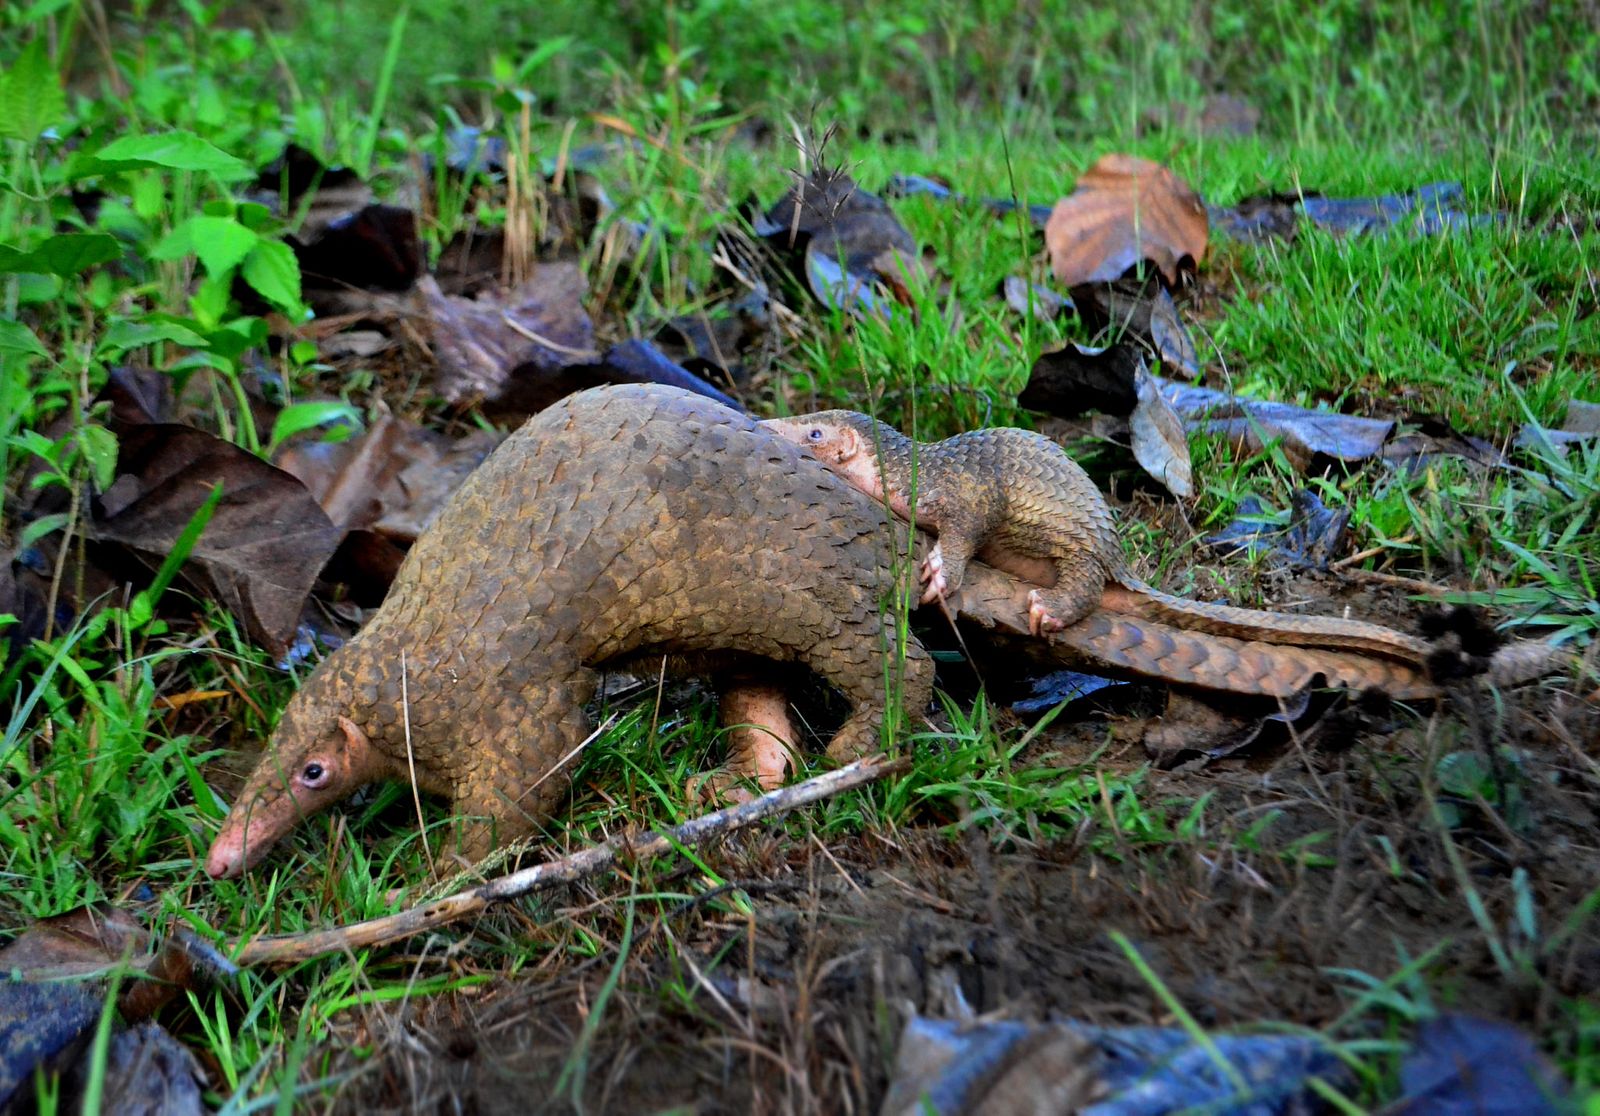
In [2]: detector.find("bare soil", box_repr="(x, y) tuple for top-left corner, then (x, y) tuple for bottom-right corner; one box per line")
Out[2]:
(322, 664), (1600, 1115)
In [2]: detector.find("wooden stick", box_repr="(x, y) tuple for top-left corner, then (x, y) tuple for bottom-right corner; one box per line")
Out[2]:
(231, 755), (909, 967)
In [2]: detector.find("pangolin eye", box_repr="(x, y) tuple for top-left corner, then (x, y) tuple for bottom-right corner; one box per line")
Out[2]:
(302, 762), (326, 785)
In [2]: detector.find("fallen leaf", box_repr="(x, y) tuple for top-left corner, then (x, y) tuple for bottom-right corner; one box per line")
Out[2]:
(86, 424), (343, 656)
(97, 365), (173, 428)
(1016, 343), (1192, 495)
(0, 980), (104, 1110)
(1397, 1015), (1570, 1116)
(1046, 154), (1209, 287)
(759, 165), (923, 318)
(656, 284), (775, 385)
(1008, 669), (1129, 717)
(1001, 275), (1072, 321)
(0, 555), (52, 668)
(1515, 398), (1600, 457)
(296, 203), (420, 294)
(1019, 341), (1141, 416)
(1144, 685), (1323, 767)
(1565, 399), (1600, 434)
(881, 1016), (1102, 1116)
(1130, 362), (1194, 497)
(275, 412), (498, 537)
(885, 173), (1055, 227)
(0, 903), (234, 1023)
(276, 413), (503, 603)
(0, 914), (213, 1116)
(1072, 279), (1200, 378)
(422, 266), (597, 410)
(1383, 415), (1506, 471)
(1202, 490), (1352, 569)
(582, 339), (741, 411)
(1154, 378), (1396, 471)
(68, 1023), (206, 1116)
(1212, 181), (1493, 242)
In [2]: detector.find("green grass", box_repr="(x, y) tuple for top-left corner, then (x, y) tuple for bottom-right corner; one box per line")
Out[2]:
(3, 0), (1599, 1108)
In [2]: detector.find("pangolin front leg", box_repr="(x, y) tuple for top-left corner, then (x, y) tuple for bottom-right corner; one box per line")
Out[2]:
(448, 665), (600, 863)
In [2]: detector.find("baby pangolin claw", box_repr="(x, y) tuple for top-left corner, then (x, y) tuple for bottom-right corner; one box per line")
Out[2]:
(1027, 589), (1067, 636)
(919, 545), (948, 605)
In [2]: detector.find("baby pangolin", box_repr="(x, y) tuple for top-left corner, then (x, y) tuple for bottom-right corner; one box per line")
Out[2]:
(762, 410), (1431, 665)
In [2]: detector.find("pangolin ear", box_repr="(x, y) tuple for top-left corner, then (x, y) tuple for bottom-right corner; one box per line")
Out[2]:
(841, 427), (865, 462)
(336, 715), (370, 755)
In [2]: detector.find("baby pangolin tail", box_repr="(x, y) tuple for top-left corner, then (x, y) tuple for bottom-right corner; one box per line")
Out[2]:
(1113, 577), (1433, 667)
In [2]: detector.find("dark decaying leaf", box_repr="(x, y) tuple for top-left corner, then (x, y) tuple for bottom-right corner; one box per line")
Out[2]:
(882, 1014), (1342, 1116)
(86, 424), (342, 655)
(0, 980), (104, 1110)
(98, 365), (173, 428)
(759, 166), (923, 317)
(885, 173), (1055, 228)
(276, 414), (502, 603)
(1019, 342), (1141, 416)
(1001, 275), (1072, 321)
(1045, 154), (1209, 288)
(584, 339), (741, 411)
(71, 1024), (205, 1116)
(1564, 399), (1600, 434)
(880, 1016), (1102, 1116)
(1155, 378), (1396, 471)
(656, 284), (775, 385)
(1203, 490), (1352, 570)
(0, 904), (234, 1023)
(1396, 1015), (1570, 1116)
(0, 556), (52, 668)
(421, 267), (597, 409)
(0, 986), (206, 1115)
(1142, 686), (1314, 767)
(1382, 415), (1507, 470)
(1016, 343), (1192, 495)
(1073, 278), (1201, 378)
(255, 142), (363, 205)
(1130, 363), (1194, 497)
(1008, 669), (1128, 717)
(276, 412), (502, 540)
(1212, 181), (1491, 243)
(295, 203), (421, 294)
(1515, 397), (1600, 456)
(253, 145), (421, 297)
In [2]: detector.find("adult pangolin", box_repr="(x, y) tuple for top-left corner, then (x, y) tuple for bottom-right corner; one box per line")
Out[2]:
(206, 385), (932, 878)
(207, 386), (1568, 877)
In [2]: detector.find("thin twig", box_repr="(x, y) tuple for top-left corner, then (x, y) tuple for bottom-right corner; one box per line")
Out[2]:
(498, 313), (602, 359)
(231, 755), (909, 966)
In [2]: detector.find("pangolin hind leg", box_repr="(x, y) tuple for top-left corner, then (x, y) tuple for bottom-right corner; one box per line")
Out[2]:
(689, 679), (800, 804)
(1026, 550), (1109, 636)
(448, 665), (600, 862)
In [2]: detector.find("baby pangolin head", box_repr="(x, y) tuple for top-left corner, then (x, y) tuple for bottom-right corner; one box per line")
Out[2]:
(762, 410), (904, 500)
(205, 694), (384, 879)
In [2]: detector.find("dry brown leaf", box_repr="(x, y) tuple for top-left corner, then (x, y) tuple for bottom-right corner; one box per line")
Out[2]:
(1130, 363), (1194, 497)
(87, 424), (343, 656)
(1046, 154), (1209, 287)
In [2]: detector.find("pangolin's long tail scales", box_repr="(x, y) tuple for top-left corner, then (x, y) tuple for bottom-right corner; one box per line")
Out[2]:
(1114, 578), (1433, 666)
